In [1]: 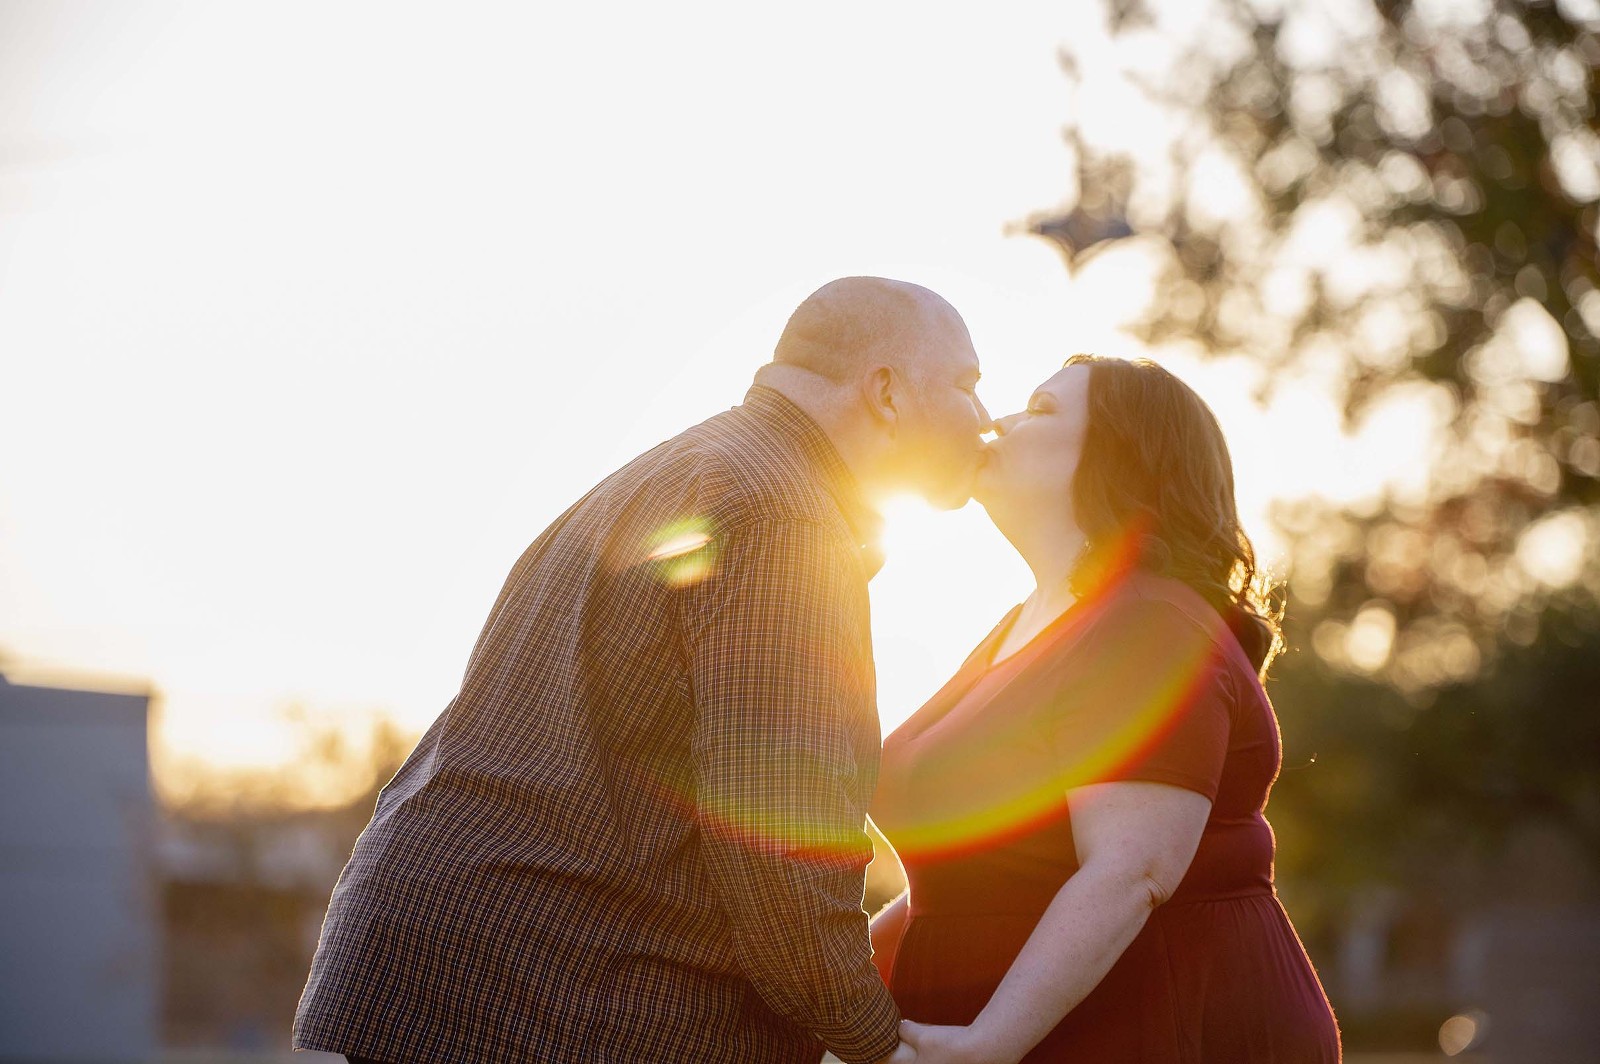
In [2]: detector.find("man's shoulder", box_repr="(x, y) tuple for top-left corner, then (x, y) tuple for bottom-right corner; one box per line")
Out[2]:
(622, 405), (840, 529)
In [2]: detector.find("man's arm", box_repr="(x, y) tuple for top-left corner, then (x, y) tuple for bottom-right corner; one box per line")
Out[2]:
(683, 517), (902, 1064)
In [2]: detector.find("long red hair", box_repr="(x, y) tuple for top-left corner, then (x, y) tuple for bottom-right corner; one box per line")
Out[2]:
(1066, 355), (1283, 676)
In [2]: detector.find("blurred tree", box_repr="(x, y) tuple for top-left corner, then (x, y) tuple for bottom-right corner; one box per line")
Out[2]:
(159, 702), (413, 816)
(1034, 0), (1600, 691)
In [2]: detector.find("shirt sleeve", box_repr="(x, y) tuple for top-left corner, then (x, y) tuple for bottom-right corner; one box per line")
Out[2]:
(1040, 593), (1235, 802)
(681, 518), (902, 1064)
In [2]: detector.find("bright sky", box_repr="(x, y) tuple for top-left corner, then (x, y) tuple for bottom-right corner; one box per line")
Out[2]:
(0, 2), (1437, 797)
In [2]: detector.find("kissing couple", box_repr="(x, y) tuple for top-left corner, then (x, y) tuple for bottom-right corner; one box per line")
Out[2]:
(294, 277), (1341, 1063)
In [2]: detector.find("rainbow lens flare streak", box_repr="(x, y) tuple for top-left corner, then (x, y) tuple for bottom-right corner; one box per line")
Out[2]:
(888, 632), (1219, 865)
(623, 520), (1224, 873)
(888, 525), (1226, 864)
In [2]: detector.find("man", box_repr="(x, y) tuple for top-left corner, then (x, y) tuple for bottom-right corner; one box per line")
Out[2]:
(294, 276), (991, 1064)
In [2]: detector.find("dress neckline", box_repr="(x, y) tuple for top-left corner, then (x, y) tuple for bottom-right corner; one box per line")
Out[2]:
(983, 594), (1083, 671)
(888, 578), (1125, 746)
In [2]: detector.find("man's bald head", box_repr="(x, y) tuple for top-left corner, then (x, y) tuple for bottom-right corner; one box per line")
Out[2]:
(772, 276), (965, 382)
(755, 275), (989, 511)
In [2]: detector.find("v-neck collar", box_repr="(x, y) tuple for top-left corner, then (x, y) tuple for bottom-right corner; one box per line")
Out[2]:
(888, 587), (1126, 746)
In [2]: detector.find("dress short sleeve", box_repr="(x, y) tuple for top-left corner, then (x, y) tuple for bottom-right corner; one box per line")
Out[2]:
(1038, 591), (1234, 802)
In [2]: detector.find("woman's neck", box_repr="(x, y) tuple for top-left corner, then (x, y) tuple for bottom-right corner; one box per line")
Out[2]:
(996, 510), (1089, 638)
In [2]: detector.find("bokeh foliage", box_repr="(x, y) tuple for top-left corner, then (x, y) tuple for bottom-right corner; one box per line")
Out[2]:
(1037, 0), (1599, 691)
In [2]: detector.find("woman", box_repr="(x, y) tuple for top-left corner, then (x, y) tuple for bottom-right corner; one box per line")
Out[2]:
(870, 356), (1340, 1063)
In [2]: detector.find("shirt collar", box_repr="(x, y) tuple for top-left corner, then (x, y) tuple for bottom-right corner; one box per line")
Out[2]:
(741, 385), (886, 574)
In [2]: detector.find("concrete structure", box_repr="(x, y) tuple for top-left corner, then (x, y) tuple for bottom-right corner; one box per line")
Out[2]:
(0, 672), (158, 1061)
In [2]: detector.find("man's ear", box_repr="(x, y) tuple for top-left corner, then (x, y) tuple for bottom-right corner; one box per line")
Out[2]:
(860, 365), (900, 435)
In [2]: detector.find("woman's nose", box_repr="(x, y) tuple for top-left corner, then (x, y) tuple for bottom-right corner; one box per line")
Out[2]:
(992, 411), (1024, 437)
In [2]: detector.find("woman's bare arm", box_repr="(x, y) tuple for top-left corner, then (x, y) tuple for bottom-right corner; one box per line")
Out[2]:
(902, 781), (1211, 1064)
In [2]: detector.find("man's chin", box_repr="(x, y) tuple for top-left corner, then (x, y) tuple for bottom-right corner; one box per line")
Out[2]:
(927, 489), (973, 512)
(924, 473), (980, 512)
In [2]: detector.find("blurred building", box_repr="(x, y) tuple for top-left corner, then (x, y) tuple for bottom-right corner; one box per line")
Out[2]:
(156, 809), (353, 1051)
(0, 672), (159, 1061)
(1332, 819), (1600, 1062)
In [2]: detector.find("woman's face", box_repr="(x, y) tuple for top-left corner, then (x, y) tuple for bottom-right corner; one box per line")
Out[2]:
(975, 363), (1092, 524)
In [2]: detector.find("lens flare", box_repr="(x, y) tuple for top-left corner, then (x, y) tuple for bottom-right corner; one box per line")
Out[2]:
(648, 531), (713, 561)
(1439, 1009), (1488, 1055)
(623, 522), (1229, 873)
(643, 518), (719, 587)
(611, 734), (876, 872)
(884, 524), (1228, 863)
(889, 643), (1219, 861)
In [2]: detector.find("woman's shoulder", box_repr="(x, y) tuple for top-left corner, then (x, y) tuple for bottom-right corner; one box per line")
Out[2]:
(1095, 571), (1268, 697)
(1054, 571), (1246, 682)
(1085, 569), (1229, 644)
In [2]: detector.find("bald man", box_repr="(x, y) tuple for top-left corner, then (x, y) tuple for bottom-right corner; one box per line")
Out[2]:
(295, 278), (991, 1064)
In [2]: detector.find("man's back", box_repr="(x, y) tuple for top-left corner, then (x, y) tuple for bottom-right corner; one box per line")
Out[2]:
(294, 387), (901, 1064)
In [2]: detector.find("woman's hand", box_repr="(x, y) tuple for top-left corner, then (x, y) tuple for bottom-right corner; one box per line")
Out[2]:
(897, 1020), (1003, 1064)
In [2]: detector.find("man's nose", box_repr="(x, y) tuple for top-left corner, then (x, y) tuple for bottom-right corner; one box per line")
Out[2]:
(975, 396), (995, 435)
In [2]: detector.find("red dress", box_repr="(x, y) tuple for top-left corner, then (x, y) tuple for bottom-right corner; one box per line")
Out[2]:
(871, 572), (1341, 1062)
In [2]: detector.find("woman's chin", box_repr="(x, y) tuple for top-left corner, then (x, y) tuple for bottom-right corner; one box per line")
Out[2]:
(974, 475), (1039, 539)
(971, 475), (1013, 519)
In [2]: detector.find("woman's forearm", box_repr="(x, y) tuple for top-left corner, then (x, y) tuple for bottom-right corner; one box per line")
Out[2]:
(966, 863), (1159, 1064)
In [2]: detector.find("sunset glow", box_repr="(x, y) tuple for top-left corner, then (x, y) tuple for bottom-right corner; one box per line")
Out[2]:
(0, 1), (1444, 800)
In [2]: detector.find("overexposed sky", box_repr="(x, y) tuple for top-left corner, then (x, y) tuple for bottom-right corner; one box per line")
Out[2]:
(0, 2), (1430, 792)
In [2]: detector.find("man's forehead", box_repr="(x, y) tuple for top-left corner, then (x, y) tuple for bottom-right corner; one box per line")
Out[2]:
(919, 340), (978, 379)
(918, 312), (979, 371)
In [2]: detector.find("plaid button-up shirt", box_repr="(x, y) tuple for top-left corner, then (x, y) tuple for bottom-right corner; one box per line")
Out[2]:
(294, 386), (902, 1064)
